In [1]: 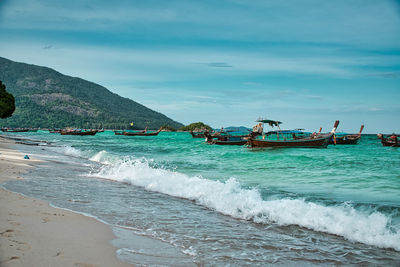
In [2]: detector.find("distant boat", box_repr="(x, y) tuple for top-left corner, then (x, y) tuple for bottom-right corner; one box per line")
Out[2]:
(49, 128), (61, 133)
(1, 128), (29, 132)
(190, 131), (206, 138)
(377, 133), (399, 147)
(248, 119), (339, 148)
(114, 130), (124, 135)
(60, 129), (97, 136)
(330, 125), (364, 145)
(204, 132), (249, 146)
(121, 127), (162, 136)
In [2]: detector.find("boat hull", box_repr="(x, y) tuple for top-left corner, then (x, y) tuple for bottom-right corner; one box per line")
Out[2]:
(213, 140), (247, 146)
(381, 140), (400, 147)
(190, 132), (206, 138)
(330, 135), (360, 145)
(248, 134), (332, 148)
(60, 131), (97, 136)
(123, 130), (161, 136)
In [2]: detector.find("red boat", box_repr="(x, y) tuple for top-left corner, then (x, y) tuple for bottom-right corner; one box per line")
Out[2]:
(377, 133), (399, 147)
(248, 119), (339, 148)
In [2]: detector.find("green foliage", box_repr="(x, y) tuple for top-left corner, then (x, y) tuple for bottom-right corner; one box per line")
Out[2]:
(0, 81), (15, 119)
(0, 57), (183, 129)
(179, 122), (213, 132)
(160, 125), (177, 131)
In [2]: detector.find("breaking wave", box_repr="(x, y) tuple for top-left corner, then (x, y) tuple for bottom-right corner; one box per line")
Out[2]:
(89, 158), (400, 251)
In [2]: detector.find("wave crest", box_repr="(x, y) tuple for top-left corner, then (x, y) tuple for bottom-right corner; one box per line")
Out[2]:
(89, 158), (400, 251)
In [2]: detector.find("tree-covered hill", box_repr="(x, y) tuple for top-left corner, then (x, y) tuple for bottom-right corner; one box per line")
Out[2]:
(0, 57), (183, 129)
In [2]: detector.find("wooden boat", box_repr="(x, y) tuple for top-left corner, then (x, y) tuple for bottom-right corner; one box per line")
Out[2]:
(114, 131), (124, 135)
(329, 125), (364, 145)
(1, 128), (30, 132)
(204, 132), (248, 145)
(190, 130), (222, 138)
(122, 127), (162, 136)
(60, 129), (97, 136)
(49, 129), (61, 133)
(248, 119), (339, 148)
(190, 131), (207, 138)
(377, 133), (400, 147)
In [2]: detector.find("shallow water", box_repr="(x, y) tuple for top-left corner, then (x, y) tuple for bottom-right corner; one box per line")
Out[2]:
(3, 131), (400, 265)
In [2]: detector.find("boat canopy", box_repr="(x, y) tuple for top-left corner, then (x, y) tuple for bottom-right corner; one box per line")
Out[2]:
(256, 119), (282, 127)
(266, 130), (310, 135)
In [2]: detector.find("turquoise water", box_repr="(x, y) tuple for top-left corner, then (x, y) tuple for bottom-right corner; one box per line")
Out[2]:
(3, 131), (400, 265)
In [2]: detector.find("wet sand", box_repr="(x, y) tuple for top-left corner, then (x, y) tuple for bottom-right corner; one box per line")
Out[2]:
(0, 136), (132, 267)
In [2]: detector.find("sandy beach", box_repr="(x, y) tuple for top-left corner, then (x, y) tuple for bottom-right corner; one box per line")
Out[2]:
(0, 137), (132, 267)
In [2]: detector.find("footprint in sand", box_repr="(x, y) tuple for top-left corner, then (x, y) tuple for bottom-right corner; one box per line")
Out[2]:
(7, 219), (21, 226)
(0, 255), (20, 264)
(42, 217), (50, 223)
(10, 221), (21, 226)
(0, 229), (14, 237)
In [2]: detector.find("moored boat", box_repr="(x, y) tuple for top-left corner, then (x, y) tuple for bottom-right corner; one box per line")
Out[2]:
(330, 125), (364, 145)
(248, 119), (339, 148)
(377, 133), (400, 147)
(190, 130), (222, 138)
(204, 132), (249, 145)
(190, 131), (206, 138)
(60, 129), (98, 136)
(49, 128), (62, 133)
(122, 127), (162, 136)
(1, 128), (30, 132)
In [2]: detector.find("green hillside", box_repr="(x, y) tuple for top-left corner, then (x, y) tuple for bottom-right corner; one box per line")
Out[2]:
(0, 57), (183, 129)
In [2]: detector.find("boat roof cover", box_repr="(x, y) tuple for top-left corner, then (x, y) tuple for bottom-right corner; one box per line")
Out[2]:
(256, 119), (282, 127)
(266, 130), (311, 134)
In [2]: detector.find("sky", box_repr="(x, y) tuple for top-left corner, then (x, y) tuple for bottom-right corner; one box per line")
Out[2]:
(0, 0), (399, 133)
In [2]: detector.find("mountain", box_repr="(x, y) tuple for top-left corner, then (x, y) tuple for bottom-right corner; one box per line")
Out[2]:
(0, 57), (183, 129)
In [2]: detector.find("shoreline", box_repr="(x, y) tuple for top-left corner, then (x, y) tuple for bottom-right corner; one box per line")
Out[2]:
(0, 137), (132, 267)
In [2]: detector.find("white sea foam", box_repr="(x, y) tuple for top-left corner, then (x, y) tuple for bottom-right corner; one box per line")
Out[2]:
(89, 158), (400, 251)
(89, 150), (109, 163)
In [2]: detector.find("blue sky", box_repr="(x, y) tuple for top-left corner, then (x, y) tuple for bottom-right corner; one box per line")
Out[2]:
(0, 0), (399, 133)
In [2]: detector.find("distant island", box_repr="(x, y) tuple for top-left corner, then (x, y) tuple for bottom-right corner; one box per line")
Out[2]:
(0, 57), (183, 129)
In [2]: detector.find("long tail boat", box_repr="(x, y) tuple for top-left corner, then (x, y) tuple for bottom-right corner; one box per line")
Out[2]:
(60, 129), (98, 136)
(377, 133), (400, 147)
(248, 119), (339, 148)
(190, 131), (206, 138)
(190, 130), (222, 138)
(114, 131), (124, 135)
(204, 132), (249, 145)
(330, 125), (364, 145)
(1, 128), (30, 132)
(49, 128), (62, 133)
(122, 127), (162, 136)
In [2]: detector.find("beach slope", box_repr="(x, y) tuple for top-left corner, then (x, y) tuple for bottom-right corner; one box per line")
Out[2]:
(0, 138), (131, 267)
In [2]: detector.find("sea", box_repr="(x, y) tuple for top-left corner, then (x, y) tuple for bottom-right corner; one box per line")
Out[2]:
(2, 131), (400, 266)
